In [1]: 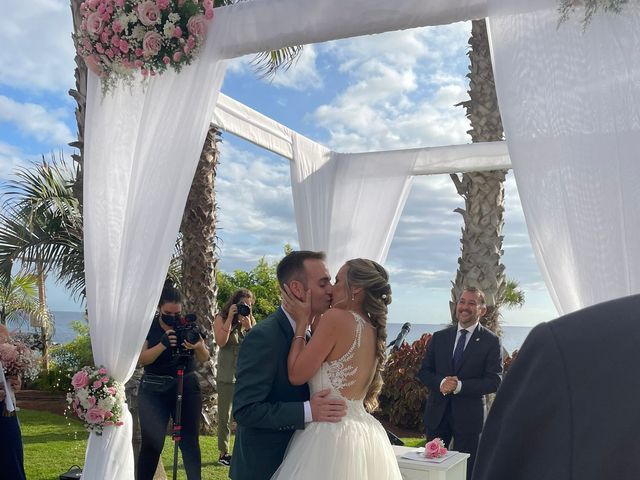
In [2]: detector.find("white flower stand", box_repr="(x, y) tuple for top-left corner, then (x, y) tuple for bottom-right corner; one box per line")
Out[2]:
(393, 446), (469, 480)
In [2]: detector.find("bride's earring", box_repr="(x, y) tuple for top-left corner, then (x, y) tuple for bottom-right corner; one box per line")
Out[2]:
(351, 293), (355, 301)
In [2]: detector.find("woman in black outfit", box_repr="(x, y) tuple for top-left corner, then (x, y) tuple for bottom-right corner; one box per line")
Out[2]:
(0, 324), (26, 480)
(137, 282), (209, 480)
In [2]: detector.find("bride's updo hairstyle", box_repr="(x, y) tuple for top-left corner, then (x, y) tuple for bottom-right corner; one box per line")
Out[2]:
(344, 258), (392, 412)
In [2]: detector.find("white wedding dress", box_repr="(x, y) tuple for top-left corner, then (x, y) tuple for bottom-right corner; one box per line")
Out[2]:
(271, 312), (402, 480)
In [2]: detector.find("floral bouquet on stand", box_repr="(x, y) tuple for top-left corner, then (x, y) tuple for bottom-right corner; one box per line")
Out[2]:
(0, 336), (42, 413)
(67, 366), (126, 435)
(75, 0), (215, 93)
(423, 437), (448, 459)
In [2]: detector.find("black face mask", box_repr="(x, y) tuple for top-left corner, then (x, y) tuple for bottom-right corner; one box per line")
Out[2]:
(161, 313), (181, 326)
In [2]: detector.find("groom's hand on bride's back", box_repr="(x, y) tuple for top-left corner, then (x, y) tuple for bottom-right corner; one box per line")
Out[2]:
(310, 388), (347, 422)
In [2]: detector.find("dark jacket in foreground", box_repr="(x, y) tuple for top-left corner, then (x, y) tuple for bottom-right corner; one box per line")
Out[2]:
(230, 307), (309, 480)
(472, 293), (640, 480)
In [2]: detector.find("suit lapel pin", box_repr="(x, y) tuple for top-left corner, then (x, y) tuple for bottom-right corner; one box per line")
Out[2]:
(475, 338), (480, 342)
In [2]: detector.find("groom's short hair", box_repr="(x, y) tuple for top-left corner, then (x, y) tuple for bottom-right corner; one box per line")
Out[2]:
(277, 250), (326, 288)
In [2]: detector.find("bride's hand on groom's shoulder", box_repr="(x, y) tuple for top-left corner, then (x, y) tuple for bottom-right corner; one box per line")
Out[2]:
(281, 284), (312, 327)
(310, 388), (347, 423)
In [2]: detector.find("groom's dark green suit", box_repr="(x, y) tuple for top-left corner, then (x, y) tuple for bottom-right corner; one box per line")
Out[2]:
(229, 307), (309, 480)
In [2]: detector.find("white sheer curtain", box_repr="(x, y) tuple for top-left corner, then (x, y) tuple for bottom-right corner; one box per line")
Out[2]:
(82, 28), (229, 480)
(289, 140), (417, 276)
(488, 0), (640, 315)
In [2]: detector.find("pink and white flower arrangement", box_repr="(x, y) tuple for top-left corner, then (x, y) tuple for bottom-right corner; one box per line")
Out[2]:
(0, 336), (41, 383)
(66, 366), (126, 435)
(75, 0), (215, 92)
(424, 437), (448, 459)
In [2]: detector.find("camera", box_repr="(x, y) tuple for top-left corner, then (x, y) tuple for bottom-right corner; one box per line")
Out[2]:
(231, 303), (251, 328)
(162, 313), (202, 356)
(236, 302), (251, 317)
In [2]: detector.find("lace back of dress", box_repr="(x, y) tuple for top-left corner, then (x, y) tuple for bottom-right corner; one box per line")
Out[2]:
(325, 312), (377, 401)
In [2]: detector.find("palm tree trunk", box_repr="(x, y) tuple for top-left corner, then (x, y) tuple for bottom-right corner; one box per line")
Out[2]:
(180, 125), (221, 434)
(36, 261), (50, 372)
(450, 19), (508, 336)
(69, 0), (86, 207)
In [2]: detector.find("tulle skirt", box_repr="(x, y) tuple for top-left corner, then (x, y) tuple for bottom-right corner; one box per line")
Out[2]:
(271, 408), (402, 480)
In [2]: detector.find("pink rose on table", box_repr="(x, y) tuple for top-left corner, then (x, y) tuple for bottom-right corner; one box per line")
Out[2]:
(424, 438), (447, 458)
(137, 1), (161, 26)
(71, 370), (90, 389)
(187, 14), (207, 38)
(86, 407), (107, 424)
(142, 31), (162, 57)
(93, 380), (103, 388)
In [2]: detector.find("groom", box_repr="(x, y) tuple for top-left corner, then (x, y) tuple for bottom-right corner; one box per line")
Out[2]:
(229, 250), (347, 480)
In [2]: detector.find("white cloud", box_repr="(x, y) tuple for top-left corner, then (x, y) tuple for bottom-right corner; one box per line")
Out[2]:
(0, 96), (74, 146)
(225, 46), (322, 91)
(310, 24), (472, 152)
(0, 142), (31, 179)
(269, 46), (323, 90)
(0, 0), (76, 93)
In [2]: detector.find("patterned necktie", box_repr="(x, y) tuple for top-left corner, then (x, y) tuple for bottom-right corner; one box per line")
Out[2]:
(452, 329), (468, 371)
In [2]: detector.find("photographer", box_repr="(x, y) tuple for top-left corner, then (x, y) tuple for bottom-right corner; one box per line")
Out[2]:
(0, 324), (26, 480)
(137, 281), (209, 480)
(213, 288), (255, 466)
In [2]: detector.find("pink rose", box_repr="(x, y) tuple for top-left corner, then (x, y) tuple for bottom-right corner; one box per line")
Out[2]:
(100, 30), (111, 43)
(71, 370), (90, 389)
(119, 40), (129, 54)
(93, 380), (103, 388)
(156, 0), (170, 9)
(88, 396), (97, 406)
(85, 11), (104, 35)
(204, 8), (214, 20)
(85, 407), (107, 424)
(98, 367), (107, 375)
(172, 26), (182, 38)
(111, 20), (123, 34)
(187, 14), (207, 38)
(135, 48), (143, 57)
(424, 438), (445, 458)
(142, 31), (162, 57)
(425, 440), (440, 456)
(137, 1), (161, 26)
(172, 51), (183, 62)
(163, 55), (170, 64)
(115, 0), (124, 7)
(101, 376), (109, 383)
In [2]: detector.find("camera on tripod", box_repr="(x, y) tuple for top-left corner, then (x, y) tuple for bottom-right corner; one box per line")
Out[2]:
(162, 313), (202, 357)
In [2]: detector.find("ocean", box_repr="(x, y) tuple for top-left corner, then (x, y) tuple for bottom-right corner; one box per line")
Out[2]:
(43, 311), (531, 355)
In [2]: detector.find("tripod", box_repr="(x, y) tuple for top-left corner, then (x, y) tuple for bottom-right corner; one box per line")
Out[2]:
(171, 361), (187, 480)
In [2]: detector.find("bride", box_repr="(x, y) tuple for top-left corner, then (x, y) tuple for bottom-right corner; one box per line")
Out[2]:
(272, 258), (402, 479)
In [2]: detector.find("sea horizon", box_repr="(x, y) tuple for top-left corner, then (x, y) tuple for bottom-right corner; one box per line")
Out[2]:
(14, 311), (532, 355)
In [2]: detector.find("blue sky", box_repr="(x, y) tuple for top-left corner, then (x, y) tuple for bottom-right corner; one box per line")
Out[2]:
(0, 1), (557, 326)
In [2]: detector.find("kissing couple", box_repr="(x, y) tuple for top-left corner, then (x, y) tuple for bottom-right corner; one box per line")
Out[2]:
(230, 250), (403, 480)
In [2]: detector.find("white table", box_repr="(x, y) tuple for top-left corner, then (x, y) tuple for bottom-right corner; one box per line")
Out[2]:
(393, 445), (469, 480)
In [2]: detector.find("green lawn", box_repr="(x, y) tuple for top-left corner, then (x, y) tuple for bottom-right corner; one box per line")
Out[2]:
(19, 409), (423, 479)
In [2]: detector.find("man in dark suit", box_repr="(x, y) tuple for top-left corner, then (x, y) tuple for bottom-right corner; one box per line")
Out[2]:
(229, 250), (347, 480)
(417, 287), (502, 480)
(472, 293), (640, 480)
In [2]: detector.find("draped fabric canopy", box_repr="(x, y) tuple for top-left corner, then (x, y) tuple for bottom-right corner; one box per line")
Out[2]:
(81, 0), (640, 477)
